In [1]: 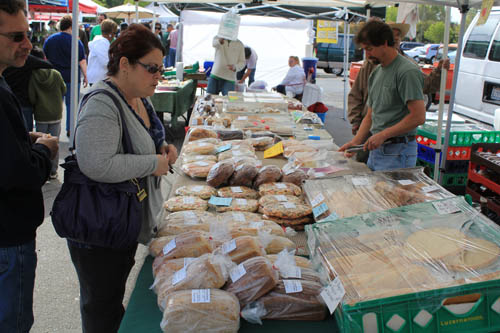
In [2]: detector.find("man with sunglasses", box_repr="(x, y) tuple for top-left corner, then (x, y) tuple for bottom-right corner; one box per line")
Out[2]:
(0, 1), (59, 332)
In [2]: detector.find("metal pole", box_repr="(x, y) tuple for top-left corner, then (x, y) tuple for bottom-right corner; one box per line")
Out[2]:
(434, 6), (451, 181)
(438, 3), (469, 184)
(69, 0), (79, 143)
(175, 13), (183, 63)
(152, 2), (158, 33)
(342, 7), (348, 120)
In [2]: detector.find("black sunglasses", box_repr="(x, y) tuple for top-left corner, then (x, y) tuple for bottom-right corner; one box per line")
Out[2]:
(155, 26), (161, 30)
(0, 31), (31, 43)
(137, 61), (164, 74)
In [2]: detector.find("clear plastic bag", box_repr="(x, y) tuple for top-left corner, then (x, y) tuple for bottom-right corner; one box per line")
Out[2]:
(158, 211), (218, 237)
(163, 196), (208, 212)
(183, 141), (217, 155)
(258, 182), (301, 197)
(217, 186), (259, 199)
(175, 185), (217, 199)
(213, 235), (266, 264)
(211, 198), (259, 213)
(253, 165), (282, 189)
(186, 126), (218, 142)
(206, 161), (235, 188)
(258, 230), (296, 254)
(217, 148), (257, 161)
(149, 231), (214, 258)
(217, 211), (264, 224)
(181, 154), (217, 164)
(181, 161), (217, 178)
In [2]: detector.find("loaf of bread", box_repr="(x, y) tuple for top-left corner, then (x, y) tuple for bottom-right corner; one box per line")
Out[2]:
(213, 198), (259, 213)
(250, 136), (274, 151)
(227, 219), (285, 238)
(181, 154), (218, 164)
(181, 161), (216, 178)
(206, 161), (235, 188)
(261, 202), (312, 219)
(163, 196), (208, 212)
(267, 255), (312, 269)
(215, 129), (244, 141)
(175, 185), (217, 199)
(262, 215), (314, 231)
(264, 235), (296, 254)
(149, 231), (213, 258)
(229, 156), (262, 169)
(187, 127), (218, 141)
(161, 289), (240, 333)
(259, 182), (301, 197)
(158, 211), (218, 236)
(278, 267), (322, 283)
(218, 148), (257, 161)
(229, 164), (259, 187)
(217, 186), (259, 199)
(214, 236), (265, 264)
(281, 169), (308, 186)
(183, 141), (216, 155)
(164, 210), (215, 226)
(152, 257), (186, 279)
(253, 166), (282, 188)
(218, 211), (266, 224)
(258, 195), (303, 206)
(224, 256), (279, 306)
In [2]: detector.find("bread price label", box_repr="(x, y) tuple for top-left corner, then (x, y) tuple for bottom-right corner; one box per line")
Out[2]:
(250, 221), (264, 229)
(422, 185), (440, 193)
(236, 198), (248, 205)
(231, 187), (243, 193)
(183, 257), (196, 267)
(222, 239), (237, 254)
(283, 280), (303, 293)
(398, 179), (415, 186)
(191, 185), (204, 192)
(191, 289), (211, 303)
(230, 264), (247, 283)
(284, 168), (295, 175)
(232, 212), (245, 222)
(163, 238), (176, 255)
(313, 203), (329, 218)
(282, 202), (296, 209)
(172, 267), (187, 285)
(352, 177), (369, 186)
(183, 197), (195, 205)
(320, 277), (345, 314)
(275, 183), (287, 189)
(237, 116), (248, 121)
(208, 196), (232, 206)
(216, 144), (232, 154)
(183, 211), (197, 219)
(314, 172), (326, 178)
(194, 161), (209, 166)
(197, 142), (209, 147)
(281, 265), (302, 279)
(274, 195), (288, 202)
(433, 200), (461, 215)
(310, 193), (325, 207)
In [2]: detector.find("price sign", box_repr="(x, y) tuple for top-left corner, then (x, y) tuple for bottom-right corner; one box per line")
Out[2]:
(398, 179), (415, 186)
(231, 187), (243, 193)
(433, 200), (461, 215)
(263, 142), (284, 159)
(191, 289), (211, 303)
(208, 196), (232, 206)
(282, 202), (296, 209)
(229, 264), (247, 282)
(422, 185), (440, 193)
(274, 195), (288, 202)
(216, 144), (232, 153)
(320, 277), (345, 314)
(310, 193), (325, 207)
(222, 239), (237, 254)
(313, 203), (329, 218)
(172, 267), (187, 285)
(163, 238), (176, 255)
(284, 280), (303, 293)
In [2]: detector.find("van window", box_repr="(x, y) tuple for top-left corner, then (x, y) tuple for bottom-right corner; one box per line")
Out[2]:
(463, 14), (500, 59)
(489, 24), (500, 62)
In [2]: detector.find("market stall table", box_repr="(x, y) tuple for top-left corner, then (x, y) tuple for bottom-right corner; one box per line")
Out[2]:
(151, 79), (197, 127)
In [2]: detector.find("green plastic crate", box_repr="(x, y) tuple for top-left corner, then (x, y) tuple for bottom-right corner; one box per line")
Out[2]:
(417, 122), (500, 147)
(416, 158), (435, 178)
(163, 61), (200, 77)
(442, 173), (468, 187)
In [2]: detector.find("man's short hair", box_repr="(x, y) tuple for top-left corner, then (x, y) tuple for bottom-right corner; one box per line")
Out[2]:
(101, 19), (117, 35)
(167, 24), (173, 29)
(48, 20), (56, 26)
(31, 46), (45, 59)
(354, 20), (394, 47)
(244, 47), (251, 59)
(59, 15), (72, 31)
(0, 0), (25, 26)
(100, 13), (107, 19)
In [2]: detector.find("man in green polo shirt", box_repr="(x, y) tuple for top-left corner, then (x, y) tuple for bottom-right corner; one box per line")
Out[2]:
(340, 20), (426, 171)
(89, 13), (107, 41)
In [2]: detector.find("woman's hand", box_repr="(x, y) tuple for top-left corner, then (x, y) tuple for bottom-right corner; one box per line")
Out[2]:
(153, 154), (170, 176)
(159, 143), (178, 165)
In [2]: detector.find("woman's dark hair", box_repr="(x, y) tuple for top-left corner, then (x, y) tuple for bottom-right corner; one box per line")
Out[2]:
(354, 20), (394, 47)
(0, 0), (25, 15)
(108, 24), (165, 76)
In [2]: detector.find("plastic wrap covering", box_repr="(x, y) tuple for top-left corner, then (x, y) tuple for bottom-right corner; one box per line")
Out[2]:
(160, 289), (240, 333)
(224, 256), (279, 306)
(219, 139), (254, 152)
(217, 186), (259, 199)
(183, 140), (217, 155)
(206, 161), (235, 188)
(181, 161), (217, 178)
(280, 169), (308, 187)
(218, 211), (265, 224)
(241, 280), (327, 323)
(181, 154), (218, 164)
(152, 257), (185, 279)
(186, 127), (219, 142)
(149, 231), (213, 258)
(175, 185), (217, 200)
(273, 250), (321, 283)
(259, 182), (301, 197)
(305, 197), (500, 307)
(158, 211), (218, 237)
(253, 166), (282, 188)
(163, 210), (215, 226)
(228, 156), (262, 169)
(250, 137), (275, 151)
(263, 215), (314, 231)
(266, 254), (312, 269)
(226, 219), (285, 238)
(258, 195), (304, 206)
(215, 129), (245, 141)
(163, 196), (208, 212)
(155, 254), (234, 310)
(228, 164), (259, 187)
(217, 148), (257, 161)
(211, 198), (259, 213)
(303, 167), (454, 221)
(260, 201), (312, 219)
(213, 235), (266, 264)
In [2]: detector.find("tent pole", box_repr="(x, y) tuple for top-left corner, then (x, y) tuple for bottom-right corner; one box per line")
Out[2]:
(69, 0), (79, 144)
(152, 2), (157, 32)
(438, 3), (469, 184)
(135, 1), (139, 23)
(343, 7), (348, 120)
(434, 6), (451, 181)
(176, 11), (183, 64)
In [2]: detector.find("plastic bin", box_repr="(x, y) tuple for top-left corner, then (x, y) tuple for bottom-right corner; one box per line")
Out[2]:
(316, 112), (326, 124)
(302, 57), (318, 82)
(203, 60), (214, 77)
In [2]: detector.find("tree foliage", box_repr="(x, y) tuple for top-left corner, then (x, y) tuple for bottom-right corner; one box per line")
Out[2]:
(424, 21), (445, 43)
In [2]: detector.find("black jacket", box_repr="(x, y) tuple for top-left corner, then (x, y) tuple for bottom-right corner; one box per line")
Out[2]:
(4, 55), (53, 108)
(0, 76), (52, 247)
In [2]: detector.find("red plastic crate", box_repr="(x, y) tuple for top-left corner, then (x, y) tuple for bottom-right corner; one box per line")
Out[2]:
(447, 146), (471, 160)
(468, 169), (500, 196)
(416, 135), (436, 146)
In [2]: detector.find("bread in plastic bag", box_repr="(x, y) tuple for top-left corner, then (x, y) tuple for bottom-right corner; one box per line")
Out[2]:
(253, 165), (282, 188)
(272, 249), (320, 283)
(206, 161), (235, 188)
(187, 127), (218, 142)
(258, 195), (304, 207)
(250, 136), (275, 151)
(266, 254), (312, 269)
(227, 219), (285, 238)
(163, 196), (208, 212)
(259, 182), (301, 197)
(158, 211), (218, 237)
(260, 201), (312, 219)
(263, 215), (314, 231)
(218, 148), (257, 161)
(259, 232), (296, 254)
(229, 156), (262, 169)
(281, 169), (308, 187)
(217, 186), (259, 199)
(181, 160), (217, 178)
(160, 289), (240, 333)
(224, 256), (279, 306)
(149, 231), (213, 258)
(175, 184), (217, 200)
(152, 257), (186, 279)
(183, 141), (216, 155)
(228, 163), (259, 187)
(181, 154), (218, 164)
(213, 235), (266, 264)
(164, 210), (215, 226)
(216, 129), (245, 141)
(212, 198), (259, 213)
(218, 211), (266, 224)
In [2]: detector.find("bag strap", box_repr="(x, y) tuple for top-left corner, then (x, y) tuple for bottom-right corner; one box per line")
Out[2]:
(72, 89), (135, 155)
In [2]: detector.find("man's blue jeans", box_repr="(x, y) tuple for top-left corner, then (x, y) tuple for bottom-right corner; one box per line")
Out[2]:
(367, 140), (418, 171)
(207, 76), (235, 96)
(0, 240), (37, 333)
(167, 48), (176, 67)
(64, 81), (80, 134)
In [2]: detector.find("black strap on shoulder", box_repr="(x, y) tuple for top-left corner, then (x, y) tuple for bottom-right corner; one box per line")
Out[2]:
(72, 89), (134, 155)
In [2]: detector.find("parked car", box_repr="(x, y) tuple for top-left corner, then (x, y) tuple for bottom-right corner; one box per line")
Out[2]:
(435, 44), (458, 62)
(405, 46), (427, 62)
(315, 34), (363, 76)
(400, 41), (424, 51)
(418, 44), (440, 64)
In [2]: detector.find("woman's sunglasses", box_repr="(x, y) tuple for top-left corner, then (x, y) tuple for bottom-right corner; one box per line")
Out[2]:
(0, 31), (31, 43)
(137, 61), (164, 74)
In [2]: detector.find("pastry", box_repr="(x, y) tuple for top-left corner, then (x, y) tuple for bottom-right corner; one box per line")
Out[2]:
(206, 161), (235, 188)
(175, 185), (217, 199)
(187, 127), (218, 141)
(217, 186), (259, 199)
(181, 161), (216, 178)
(163, 196), (208, 212)
(253, 165), (282, 188)
(212, 198), (259, 213)
(259, 182), (302, 197)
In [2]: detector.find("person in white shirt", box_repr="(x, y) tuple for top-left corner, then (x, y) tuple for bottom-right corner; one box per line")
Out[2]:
(275, 56), (306, 97)
(207, 36), (245, 96)
(87, 19), (117, 85)
(237, 46), (257, 86)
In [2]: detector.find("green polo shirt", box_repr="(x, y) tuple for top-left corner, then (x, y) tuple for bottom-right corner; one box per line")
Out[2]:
(89, 25), (101, 41)
(367, 54), (424, 136)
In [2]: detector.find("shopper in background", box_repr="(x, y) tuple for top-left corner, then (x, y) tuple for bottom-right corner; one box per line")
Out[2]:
(118, 22), (128, 37)
(0, 1), (59, 332)
(274, 56), (306, 97)
(88, 19), (118, 86)
(166, 24), (178, 67)
(79, 24), (89, 57)
(89, 13), (107, 41)
(43, 15), (88, 137)
(162, 23), (173, 67)
(207, 36), (245, 96)
(47, 19), (57, 35)
(237, 46), (257, 86)
(67, 23), (177, 333)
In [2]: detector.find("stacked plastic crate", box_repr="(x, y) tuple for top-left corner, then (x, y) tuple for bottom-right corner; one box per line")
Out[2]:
(416, 122), (500, 192)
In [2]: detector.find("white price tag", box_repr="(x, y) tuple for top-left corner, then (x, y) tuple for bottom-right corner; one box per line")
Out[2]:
(232, 212), (245, 222)
(183, 197), (195, 205)
(237, 116), (248, 121)
(422, 185), (440, 193)
(233, 150), (243, 156)
(275, 183), (287, 189)
(183, 211), (196, 219)
(274, 195), (288, 202)
(433, 200), (461, 215)
(236, 198), (247, 205)
(183, 257), (196, 267)
(194, 161), (209, 166)
(352, 177), (369, 186)
(191, 289), (211, 303)
(310, 193), (325, 207)
(282, 202), (296, 209)
(320, 277), (346, 314)
(230, 264), (247, 282)
(191, 185), (204, 192)
(162, 239), (176, 255)
(283, 280), (303, 294)
(197, 142), (209, 147)
(172, 267), (187, 285)
(231, 187), (243, 193)
(284, 168), (295, 175)
(398, 179), (415, 186)
(281, 265), (302, 279)
(222, 239), (237, 254)
(314, 172), (325, 178)
(250, 221), (264, 229)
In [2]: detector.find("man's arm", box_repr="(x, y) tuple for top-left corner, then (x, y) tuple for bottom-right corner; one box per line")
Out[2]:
(238, 68), (253, 83)
(339, 107), (373, 156)
(347, 65), (369, 134)
(79, 59), (88, 87)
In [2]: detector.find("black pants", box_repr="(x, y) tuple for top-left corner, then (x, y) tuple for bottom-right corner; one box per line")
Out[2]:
(68, 242), (138, 333)
(276, 84), (286, 95)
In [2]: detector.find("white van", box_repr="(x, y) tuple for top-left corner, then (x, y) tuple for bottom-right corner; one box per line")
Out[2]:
(454, 7), (500, 125)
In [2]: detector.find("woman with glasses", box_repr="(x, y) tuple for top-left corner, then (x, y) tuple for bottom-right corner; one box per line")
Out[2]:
(66, 23), (177, 333)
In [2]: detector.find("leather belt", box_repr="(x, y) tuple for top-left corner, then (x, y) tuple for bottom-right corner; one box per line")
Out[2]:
(384, 135), (416, 145)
